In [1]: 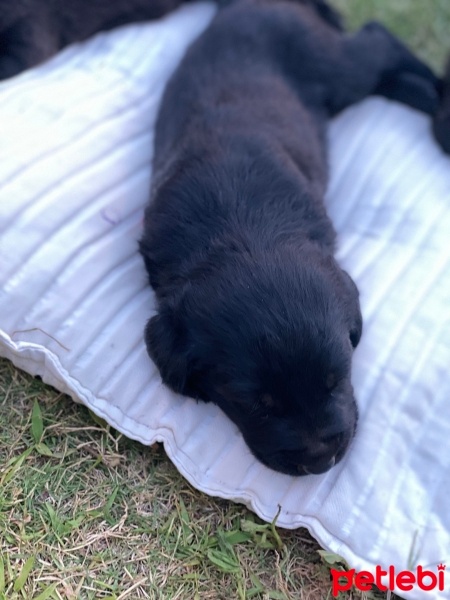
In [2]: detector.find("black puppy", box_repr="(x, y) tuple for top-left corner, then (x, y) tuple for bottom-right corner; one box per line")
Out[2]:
(139, 0), (448, 476)
(0, 0), (197, 80)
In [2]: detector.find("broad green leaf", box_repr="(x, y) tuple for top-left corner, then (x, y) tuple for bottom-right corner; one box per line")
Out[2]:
(13, 556), (35, 591)
(0, 556), (4, 592)
(241, 519), (283, 550)
(1, 448), (33, 484)
(317, 550), (347, 566)
(223, 530), (252, 545)
(33, 582), (58, 600)
(31, 400), (44, 444)
(104, 486), (119, 516)
(177, 497), (191, 543)
(241, 520), (268, 534)
(207, 549), (240, 573)
(35, 443), (53, 457)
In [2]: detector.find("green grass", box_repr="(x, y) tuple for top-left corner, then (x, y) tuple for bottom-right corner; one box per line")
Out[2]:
(1, 1), (450, 598)
(332, 0), (450, 73)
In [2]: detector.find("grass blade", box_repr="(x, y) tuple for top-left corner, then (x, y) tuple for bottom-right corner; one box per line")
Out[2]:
(207, 549), (240, 573)
(0, 556), (4, 592)
(1, 448), (33, 485)
(31, 400), (44, 444)
(33, 583), (58, 600)
(13, 556), (35, 592)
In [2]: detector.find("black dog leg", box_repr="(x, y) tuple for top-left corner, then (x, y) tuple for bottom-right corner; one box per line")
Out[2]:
(330, 22), (441, 117)
(433, 59), (450, 154)
(0, 0), (208, 81)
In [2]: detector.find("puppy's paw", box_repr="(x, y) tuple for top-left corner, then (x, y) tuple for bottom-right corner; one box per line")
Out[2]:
(377, 70), (440, 118)
(433, 59), (450, 154)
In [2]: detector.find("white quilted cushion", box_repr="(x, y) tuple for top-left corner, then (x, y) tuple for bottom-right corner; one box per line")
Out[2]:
(0, 4), (449, 598)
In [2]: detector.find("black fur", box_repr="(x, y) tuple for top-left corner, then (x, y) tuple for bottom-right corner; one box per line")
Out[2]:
(140, 0), (447, 476)
(433, 59), (450, 154)
(0, 0), (199, 80)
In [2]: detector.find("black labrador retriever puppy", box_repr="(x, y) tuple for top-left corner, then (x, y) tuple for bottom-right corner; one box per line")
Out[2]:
(0, 0), (195, 80)
(139, 0), (449, 476)
(1, 0), (448, 475)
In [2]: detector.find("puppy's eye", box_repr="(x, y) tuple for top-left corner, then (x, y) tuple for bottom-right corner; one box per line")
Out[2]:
(325, 373), (336, 391)
(261, 393), (275, 408)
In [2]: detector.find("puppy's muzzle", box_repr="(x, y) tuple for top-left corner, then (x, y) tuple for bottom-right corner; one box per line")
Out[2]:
(302, 455), (336, 475)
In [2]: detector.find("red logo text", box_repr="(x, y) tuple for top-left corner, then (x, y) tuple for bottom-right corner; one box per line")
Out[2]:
(331, 564), (446, 596)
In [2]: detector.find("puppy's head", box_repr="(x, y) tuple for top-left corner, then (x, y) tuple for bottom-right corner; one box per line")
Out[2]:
(146, 245), (362, 476)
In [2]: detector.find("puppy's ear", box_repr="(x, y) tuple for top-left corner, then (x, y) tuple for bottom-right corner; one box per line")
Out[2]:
(340, 269), (363, 348)
(144, 306), (192, 395)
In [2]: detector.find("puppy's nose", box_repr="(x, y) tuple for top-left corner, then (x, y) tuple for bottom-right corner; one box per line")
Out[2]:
(302, 455), (336, 475)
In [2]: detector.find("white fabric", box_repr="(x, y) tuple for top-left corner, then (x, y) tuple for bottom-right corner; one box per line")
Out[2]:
(0, 4), (449, 598)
